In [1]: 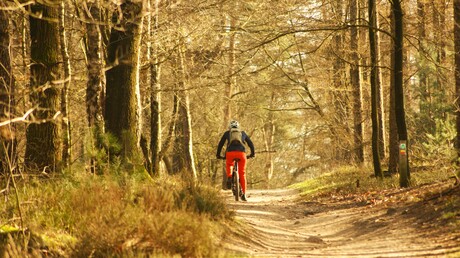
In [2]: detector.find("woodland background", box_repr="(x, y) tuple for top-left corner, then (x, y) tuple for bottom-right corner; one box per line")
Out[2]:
(1, 0), (460, 190)
(1, 0), (460, 256)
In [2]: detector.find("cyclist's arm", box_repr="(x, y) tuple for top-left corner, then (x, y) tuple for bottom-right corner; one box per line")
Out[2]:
(216, 132), (228, 157)
(243, 132), (255, 156)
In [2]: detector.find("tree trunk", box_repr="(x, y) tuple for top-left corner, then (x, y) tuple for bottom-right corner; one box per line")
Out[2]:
(374, 3), (386, 160)
(221, 14), (237, 189)
(264, 92), (276, 188)
(105, 1), (143, 162)
(454, 0), (460, 175)
(332, 0), (350, 161)
(388, 10), (399, 175)
(350, 0), (364, 164)
(417, 0), (433, 133)
(25, 1), (62, 172)
(83, 0), (106, 173)
(433, 1), (447, 121)
(84, 1), (105, 129)
(149, 0), (162, 176)
(369, 0), (382, 178)
(59, 0), (71, 168)
(0, 3), (16, 174)
(172, 43), (197, 178)
(393, 0), (410, 186)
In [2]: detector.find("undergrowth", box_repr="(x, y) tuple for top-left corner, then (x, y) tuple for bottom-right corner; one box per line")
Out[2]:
(291, 164), (460, 232)
(290, 164), (455, 198)
(0, 171), (231, 257)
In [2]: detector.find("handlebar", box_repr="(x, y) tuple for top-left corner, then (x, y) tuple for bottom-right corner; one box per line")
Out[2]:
(216, 155), (254, 160)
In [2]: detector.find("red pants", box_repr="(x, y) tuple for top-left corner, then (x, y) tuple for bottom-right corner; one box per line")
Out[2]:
(226, 151), (247, 194)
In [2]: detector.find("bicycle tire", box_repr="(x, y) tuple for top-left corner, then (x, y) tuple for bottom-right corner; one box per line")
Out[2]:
(233, 162), (240, 201)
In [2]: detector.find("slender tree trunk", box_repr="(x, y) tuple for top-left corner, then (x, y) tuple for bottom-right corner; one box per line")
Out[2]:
(25, 1), (62, 172)
(160, 93), (179, 175)
(393, 0), (410, 186)
(0, 3), (16, 174)
(454, 0), (460, 175)
(84, 1), (105, 128)
(220, 14), (237, 188)
(105, 1), (143, 162)
(149, 0), (162, 176)
(172, 43), (197, 178)
(433, 1), (447, 120)
(417, 0), (432, 132)
(374, 4), (386, 160)
(369, 0), (382, 178)
(264, 92), (275, 188)
(83, 0), (105, 173)
(332, 0), (350, 161)
(59, 0), (71, 168)
(350, 0), (364, 164)
(388, 9), (399, 175)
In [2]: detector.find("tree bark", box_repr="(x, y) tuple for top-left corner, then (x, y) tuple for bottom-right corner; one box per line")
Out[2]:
(105, 1), (143, 162)
(388, 10), (399, 175)
(350, 0), (364, 164)
(393, 0), (410, 186)
(149, 0), (162, 176)
(84, 1), (105, 129)
(172, 43), (197, 178)
(369, 0), (382, 177)
(25, 1), (62, 172)
(388, 76), (399, 174)
(59, 0), (71, 168)
(221, 14), (237, 189)
(417, 0), (433, 132)
(0, 2), (16, 174)
(454, 0), (460, 175)
(332, 0), (350, 161)
(374, 4), (386, 160)
(264, 92), (275, 188)
(82, 0), (106, 173)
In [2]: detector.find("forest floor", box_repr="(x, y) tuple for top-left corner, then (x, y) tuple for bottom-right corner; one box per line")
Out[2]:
(222, 180), (460, 257)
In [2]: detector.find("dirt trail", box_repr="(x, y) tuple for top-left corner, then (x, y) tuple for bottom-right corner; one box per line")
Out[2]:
(222, 187), (460, 257)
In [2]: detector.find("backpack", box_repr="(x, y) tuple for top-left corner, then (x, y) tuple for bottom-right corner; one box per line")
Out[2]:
(228, 127), (243, 145)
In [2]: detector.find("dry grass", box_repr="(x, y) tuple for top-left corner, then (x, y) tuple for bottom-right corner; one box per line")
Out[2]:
(0, 172), (231, 257)
(291, 164), (460, 233)
(291, 164), (456, 198)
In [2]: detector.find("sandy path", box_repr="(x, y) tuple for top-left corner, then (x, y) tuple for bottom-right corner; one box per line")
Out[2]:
(222, 188), (460, 257)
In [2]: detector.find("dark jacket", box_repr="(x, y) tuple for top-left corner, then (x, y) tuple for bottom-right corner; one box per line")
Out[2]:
(216, 130), (255, 157)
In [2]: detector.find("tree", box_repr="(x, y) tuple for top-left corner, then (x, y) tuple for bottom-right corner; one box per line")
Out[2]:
(331, 0), (351, 161)
(80, 0), (106, 173)
(59, 0), (71, 168)
(148, 0), (162, 176)
(454, 0), (460, 176)
(350, 0), (364, 163)
(105, 1), (143, 163)
(388, 9), (399, 175)
(369, 0), (383, 178)
(25, 1), (62, 172)
(374, 3), (386, 160)
(0, 2), (16, 174)
(82, 0), (105, 130)
(220, 14), (237, 188)
(392, 0), (410, 187)
(172, 42), (197, 178)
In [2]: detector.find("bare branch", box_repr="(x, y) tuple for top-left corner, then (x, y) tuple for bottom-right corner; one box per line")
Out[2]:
(0, 109), (34, 127)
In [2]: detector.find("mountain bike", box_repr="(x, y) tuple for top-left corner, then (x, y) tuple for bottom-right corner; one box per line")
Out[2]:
(231, 158), (242, 201)
(219, 156), (253, 201)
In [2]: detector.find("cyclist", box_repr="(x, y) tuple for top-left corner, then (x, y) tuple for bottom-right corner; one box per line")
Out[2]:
(216, 120), (255, 201)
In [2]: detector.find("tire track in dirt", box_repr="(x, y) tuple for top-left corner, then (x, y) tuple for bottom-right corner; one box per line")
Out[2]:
(222, 188), (460, 257)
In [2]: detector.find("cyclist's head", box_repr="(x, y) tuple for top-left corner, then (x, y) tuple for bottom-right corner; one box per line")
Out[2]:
(229, 120), (239, 129)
